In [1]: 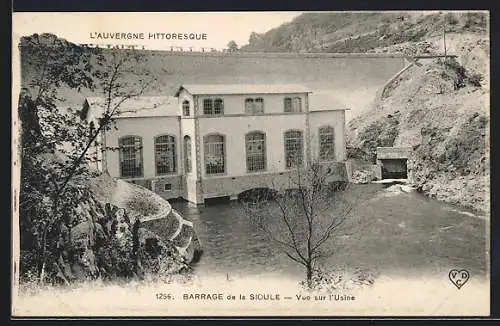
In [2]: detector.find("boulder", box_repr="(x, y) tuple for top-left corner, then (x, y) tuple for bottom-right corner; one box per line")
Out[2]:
(54, 183), (201, 284)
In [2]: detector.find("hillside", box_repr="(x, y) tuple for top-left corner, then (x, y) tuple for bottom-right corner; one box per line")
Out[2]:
(241, 11), (487, 53)
(346, 33), (489, 212)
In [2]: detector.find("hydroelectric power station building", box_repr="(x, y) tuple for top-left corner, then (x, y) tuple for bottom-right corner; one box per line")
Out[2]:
(83, 84), (349, 204)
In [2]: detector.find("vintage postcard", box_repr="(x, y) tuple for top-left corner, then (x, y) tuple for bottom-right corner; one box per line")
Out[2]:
(11, 11), (490, 317)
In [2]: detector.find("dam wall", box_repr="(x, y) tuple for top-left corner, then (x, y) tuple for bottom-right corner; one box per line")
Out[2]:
(34, 52), (408, 120)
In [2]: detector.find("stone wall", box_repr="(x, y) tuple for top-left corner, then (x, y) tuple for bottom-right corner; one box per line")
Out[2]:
(200, 162), (348, 201)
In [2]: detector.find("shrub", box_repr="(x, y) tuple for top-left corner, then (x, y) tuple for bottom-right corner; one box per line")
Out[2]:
(299, 267), (377, 293)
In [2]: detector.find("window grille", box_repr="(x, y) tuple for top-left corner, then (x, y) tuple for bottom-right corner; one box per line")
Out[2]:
(319, 126), (335, 161)
(246, 132), (266, 172)
(292, 97), (302, 112)
(245, 97), (264, 114)
(254, 98), (264, 113)
(204, 134), (225, 174)
(203, 98), (224, 115)
(214, 98), (224, 115)
(182, 100), (190, 116)
(203, 99), (213, 115)
(155, 135), (176, 175)
(245, 98), (254, 114)
(284, 130), (304, 168)
(284, 97), (293, 112)
(184, 135), (192, 173)
(119, 136), (143, 178)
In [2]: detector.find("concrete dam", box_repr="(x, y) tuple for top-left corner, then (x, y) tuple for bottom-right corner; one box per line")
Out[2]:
(50, 51), (408, 120)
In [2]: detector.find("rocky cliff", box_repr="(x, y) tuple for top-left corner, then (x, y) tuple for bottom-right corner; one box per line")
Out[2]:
(347, 32), (489, 214)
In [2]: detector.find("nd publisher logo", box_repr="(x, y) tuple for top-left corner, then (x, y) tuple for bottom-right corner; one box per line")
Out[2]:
(449, 269), (470, 289)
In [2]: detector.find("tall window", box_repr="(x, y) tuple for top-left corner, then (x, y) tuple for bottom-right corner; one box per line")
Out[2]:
(155, 135), (176, 175)
(214, 99), (224, 115)
(203, 98), (224, 115)
(182, 100), (190, 116)
(203, 99), (212, 115)
(119, 136), (143, 178)
(245, 98), (254, 113)
(284, 97), (292, 112)
(292, 97), (302, 112)
(184, 135), (192, 173)
(319, 126), (335, 161)
(204, 134), (225, 175)
(284, 97), (302, 113)
(246, 132), (266, 172)
(245, 97), (264, 114)
(284, 130), (304, 168)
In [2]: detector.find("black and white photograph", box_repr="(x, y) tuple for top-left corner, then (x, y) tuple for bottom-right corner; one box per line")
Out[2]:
(11, 11), (490, 316)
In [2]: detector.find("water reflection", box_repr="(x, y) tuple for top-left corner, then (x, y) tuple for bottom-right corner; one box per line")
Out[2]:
(170, 200), (304, 278)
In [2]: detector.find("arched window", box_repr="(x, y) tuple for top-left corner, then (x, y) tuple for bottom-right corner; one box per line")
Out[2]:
(204, 134), (225, 175)
(284, 130), (304, 168)
(246, 131), (266, 172)
(155, 135), (176, 175)
(119, 136), (143, 178)
(184, 135), (192, 173)
(182, 100), (190, 116)
(319, 126), (335, 161)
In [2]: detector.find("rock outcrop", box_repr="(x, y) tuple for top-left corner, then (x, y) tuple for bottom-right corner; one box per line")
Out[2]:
(347, 34), (489, 214)
(53, 175), (203, 284)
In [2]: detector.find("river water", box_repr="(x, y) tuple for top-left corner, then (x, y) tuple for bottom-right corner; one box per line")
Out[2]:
(13, 184), (490, 316)
(170, 183), (488, 282)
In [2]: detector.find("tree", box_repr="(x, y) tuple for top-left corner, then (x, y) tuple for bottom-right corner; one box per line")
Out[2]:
(17, 34), (159, 284)
(248, 32), (262, 45)
(242, 161), (370, 288)
(227, 40), (239, 52)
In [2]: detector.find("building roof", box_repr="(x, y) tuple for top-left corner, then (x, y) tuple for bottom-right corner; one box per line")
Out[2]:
(175, 84), (312, 96)
(85, 96), (179, 119)
(309, 92), (348, 111)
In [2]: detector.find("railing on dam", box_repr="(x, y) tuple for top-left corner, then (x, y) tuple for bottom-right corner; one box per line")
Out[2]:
(77, 43), (457, 60)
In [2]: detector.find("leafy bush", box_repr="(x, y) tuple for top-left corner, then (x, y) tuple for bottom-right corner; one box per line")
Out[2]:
(357, 115), (400, 163)
(443, 58), (482, 88)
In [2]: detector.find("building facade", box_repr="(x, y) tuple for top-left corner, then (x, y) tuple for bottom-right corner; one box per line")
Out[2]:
(83, 84), (348, 204)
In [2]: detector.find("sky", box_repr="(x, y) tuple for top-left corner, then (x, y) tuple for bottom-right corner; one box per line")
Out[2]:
(12, 12), (303, 51)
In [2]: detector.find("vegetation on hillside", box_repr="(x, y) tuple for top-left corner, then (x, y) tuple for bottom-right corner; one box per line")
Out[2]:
(347, 54), (489, 212)
(241, 12), (487, 53)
